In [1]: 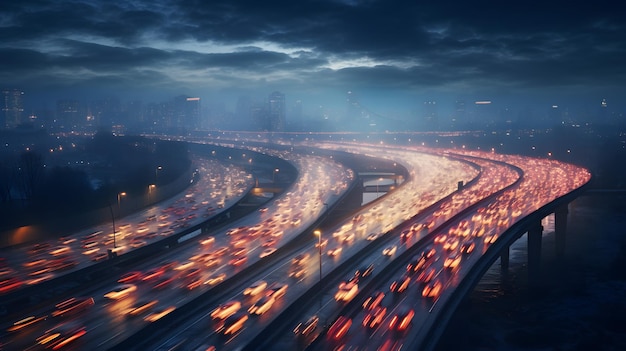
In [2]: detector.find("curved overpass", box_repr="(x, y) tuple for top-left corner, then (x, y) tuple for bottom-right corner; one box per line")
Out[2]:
(415, 165), (591, 351)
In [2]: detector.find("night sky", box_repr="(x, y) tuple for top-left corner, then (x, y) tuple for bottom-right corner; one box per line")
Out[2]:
(2, 0), (625, 115)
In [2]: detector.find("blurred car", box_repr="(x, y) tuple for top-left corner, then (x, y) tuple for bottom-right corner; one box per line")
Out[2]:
(243, 280), (267, 297)
(0, 277), (22, 294)
(443, 253), (462, 270)
(211, 300), (241, 320)
(422, 279), (443, 299)
(267, 282), (288, 299)
(143, 306), (175, 322)
(327, 247), (342, 257)
(327, 316), (352, 341)
(362, 291), (385, 310)
(382, 245), (397, 256)
(388, 306), (414, 333)
(247, 295), (275, 315)
(35, 322), (86, 349)
(125, 299), (158, 317)
(229, 256), (247, 266)
(259, 247), (277, 258)
(362, 306), (387, 329)
(460, 241), (476, 255)
(366, 233), (379, 241)
(417, 267), (436, 283)
(390, 275), (411, 294)
(118, 271), (143, 283)
(292, 253), (310, 266)
(205, 273), (227, 286)
(6, 315), (47, 332)
(52, 297), (94, 317)
(104, 284), (137, 300)
(219, 312), (248, 336)
(293, 315), (319, 337)
(334, 281), (358, 302)
(354, 264), (374, 280)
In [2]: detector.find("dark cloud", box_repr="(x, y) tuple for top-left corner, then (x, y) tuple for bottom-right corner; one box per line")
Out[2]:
(1, 0), (625, 111)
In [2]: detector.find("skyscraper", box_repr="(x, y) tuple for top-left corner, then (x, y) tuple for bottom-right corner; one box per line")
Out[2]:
(268, 91), (286, 132)
(2, 89), (24, 129)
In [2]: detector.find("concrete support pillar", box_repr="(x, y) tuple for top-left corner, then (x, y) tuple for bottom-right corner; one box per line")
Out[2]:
(500, 246), (510, 275)
(554, 204), (569, 258)
(527, 221), (543, 287)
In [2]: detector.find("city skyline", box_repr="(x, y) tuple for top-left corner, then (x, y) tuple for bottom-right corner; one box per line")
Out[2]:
(1, 0), (625, 126)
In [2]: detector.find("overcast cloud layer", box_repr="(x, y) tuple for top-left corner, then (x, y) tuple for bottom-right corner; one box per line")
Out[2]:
(1, 0), (625, 112)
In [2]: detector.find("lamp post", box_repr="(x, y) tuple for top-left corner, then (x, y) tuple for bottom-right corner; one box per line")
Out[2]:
(117, 192), (126, 211)
(148, 184), (155, 203)
(273, 168), (279, 182)
(115, 192), (126, 249)
(376, 177), (383, 198)
(314, 229), (322, 311)
(155, 166), (162, 184)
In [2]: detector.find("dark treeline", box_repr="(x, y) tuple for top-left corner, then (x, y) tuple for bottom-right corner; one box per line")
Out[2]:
(0, 132), (190, 231)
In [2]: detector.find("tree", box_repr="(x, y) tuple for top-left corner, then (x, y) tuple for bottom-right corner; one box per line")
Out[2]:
(16, 150), (45, 202)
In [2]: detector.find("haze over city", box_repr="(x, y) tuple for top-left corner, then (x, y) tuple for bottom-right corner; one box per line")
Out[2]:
(2, 0), (625, 131)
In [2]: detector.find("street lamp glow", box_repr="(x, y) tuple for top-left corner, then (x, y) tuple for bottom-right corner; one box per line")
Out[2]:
(314, 229), (322, 310)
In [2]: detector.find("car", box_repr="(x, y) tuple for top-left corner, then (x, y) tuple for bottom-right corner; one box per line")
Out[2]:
(205, 273), (227, 286)
(388, 307), (414, 333)
(362, 291), (385, 310)
(126, 299), (158, 317)
(35, 322), (86, 349)
(143, 306), (175, 322)
(382, 245), (397, 256)
(293, 315), (319, 337)
(460, 241), (476, 255)
(443, 253), (462, 270)
(229, 256), (247, 266)
(104, 284), (137, 300)
(0, 277), (22, 294)
(366, 233), (379, 241)
(52, 297), (94, 317)
(153, 276), (176, 290)
(292, 253), (310, 266)
(243, 280), (267, 297)
(259, 247), (277, 258)
(289, 266), (307, 280)
(362, 306), (387, 329)
(355, 264), (374, 280)
(6, 315), (47, 332)
(417, 267), (436, 283)
(267, 282), (288, 299)
(422, 279), (443, 299)
(219, 312), (248, 335)
(327, 247), (343, 257)
(142, 268), (165, 282)
(327, 316), (352, 341)
(200, 236), (215, 246)
(406, 255), (427, 274)
(390, 275), (411, 294)
(174, 261), (195, 271)
(118, 271), (143, 283)
(248, 295), (275, 315)
(334, 281), (358, 302)
(211, 300), (241, 320)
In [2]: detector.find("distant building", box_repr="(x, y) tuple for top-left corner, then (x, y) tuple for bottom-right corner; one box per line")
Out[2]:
(2, 89), (24, 129)
(172, 95), (201, 133)
(268, 91), (286, 131)
(422, 100), (438, 130)
(56, 99), (81, 131)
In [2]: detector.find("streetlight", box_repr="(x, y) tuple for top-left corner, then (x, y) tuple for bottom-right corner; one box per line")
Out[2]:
(155, 166), (162, 184)
(314, 229), (322, 310)
(376, 177), (384, 198)
(117, 192), (126, 211)
(273, 168), (279, 182)
(148, 184), (155, 203)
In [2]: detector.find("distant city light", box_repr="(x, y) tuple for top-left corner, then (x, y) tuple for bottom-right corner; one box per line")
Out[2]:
(475, 101), (492, 105)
